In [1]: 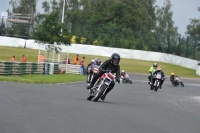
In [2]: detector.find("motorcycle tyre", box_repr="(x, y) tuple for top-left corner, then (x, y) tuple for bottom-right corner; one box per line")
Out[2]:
(180, 81), (184, 87)
(128, 80), (133, 84)
(87, 75), (91, 83)
(93, 84), (107, 102)
(154, 86), (158, 91)
(150, 85), (154, 90)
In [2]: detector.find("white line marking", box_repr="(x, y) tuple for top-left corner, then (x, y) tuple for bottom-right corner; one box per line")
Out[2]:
(131, 79), (200, 87)
(57, 81), (84, 85)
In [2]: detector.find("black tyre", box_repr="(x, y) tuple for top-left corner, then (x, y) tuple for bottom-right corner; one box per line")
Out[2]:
(87, 75), (90, 83)
(150, 85), (154, 90)
(90, 75), (94, 83)
(180, 81), (184, 87)
(93, 84), (107, 102)
(154, 81), (158, 91)
(129, 80), (133, 84)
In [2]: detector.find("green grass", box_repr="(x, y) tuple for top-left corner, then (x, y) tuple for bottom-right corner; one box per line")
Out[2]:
(0, 46), (199, 84)
(0, 74), (86, 84)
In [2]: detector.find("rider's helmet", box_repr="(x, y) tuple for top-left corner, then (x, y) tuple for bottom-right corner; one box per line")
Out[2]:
(111, 53), (120, 65)
(121, 70), (125, 75)
(91, 59), (96, 66)
(95, 58), (101, 66)
(153, 62), (158, 69)
(171, 72), (175, 76)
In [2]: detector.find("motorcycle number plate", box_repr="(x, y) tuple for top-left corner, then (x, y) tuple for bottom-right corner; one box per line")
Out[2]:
(156, 75), (161, 79)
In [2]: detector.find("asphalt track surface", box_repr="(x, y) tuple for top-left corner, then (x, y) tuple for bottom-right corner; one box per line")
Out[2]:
(0, 74), (200, 133)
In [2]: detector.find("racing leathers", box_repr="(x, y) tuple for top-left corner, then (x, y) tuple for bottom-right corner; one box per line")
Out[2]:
(86, 59), (121, 96)
(170, 75), (179, 85)
(148, 66), (157, 84)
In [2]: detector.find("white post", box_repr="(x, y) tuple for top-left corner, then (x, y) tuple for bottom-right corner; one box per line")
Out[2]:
(38, 43), (41, 63)
(58, 53), (60, 63)
(52, 44), (55, 63)
(65, 44), (70, 74)
(61, 0), (65, 33)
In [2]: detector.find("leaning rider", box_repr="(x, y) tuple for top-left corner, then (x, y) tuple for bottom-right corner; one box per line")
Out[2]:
(170, 72), (177, 85)
(120, 70), (127, 83)
(152, 67), (166, 89)
(86, 53), (121, 101)
(86, 59), (96, 74)
(148, 62), (158, 85)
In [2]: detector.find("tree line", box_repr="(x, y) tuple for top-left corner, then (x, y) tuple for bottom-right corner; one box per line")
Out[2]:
(1, 0), (200, 60)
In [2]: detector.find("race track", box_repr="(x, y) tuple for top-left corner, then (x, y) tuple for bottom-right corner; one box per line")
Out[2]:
(0, 74), (200, 133)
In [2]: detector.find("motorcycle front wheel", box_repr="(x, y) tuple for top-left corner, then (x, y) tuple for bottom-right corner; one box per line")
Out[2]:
(93, 84), (107, 102)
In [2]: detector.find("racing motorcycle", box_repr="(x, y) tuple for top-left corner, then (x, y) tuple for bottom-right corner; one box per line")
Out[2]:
(121, 73), (133, 84)
(87, 70), (115, 102)
(172, 76), (184, 87)
(86, 65), (99, 83)
(150, 72), (162, 91)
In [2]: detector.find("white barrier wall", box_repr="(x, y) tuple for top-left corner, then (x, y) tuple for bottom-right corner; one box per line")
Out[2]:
(0, 36), (199, 72)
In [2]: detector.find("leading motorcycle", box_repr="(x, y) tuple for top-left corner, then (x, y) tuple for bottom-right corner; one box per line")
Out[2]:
(87, 70), (115, 102)
(150, 72), (162, 91)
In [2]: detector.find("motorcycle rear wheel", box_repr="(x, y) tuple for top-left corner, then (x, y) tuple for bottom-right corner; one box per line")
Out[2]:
(180, 81), (184, 87)
(93, 84), (107, 102)
(128, 80), (133, 84)
(150, 85), (154, 90)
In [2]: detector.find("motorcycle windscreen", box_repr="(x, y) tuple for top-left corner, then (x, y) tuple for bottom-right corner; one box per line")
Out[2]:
(156, 72), (162, 79)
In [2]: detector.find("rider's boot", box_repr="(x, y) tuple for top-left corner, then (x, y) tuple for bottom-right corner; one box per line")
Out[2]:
(86, 83), (94, 90)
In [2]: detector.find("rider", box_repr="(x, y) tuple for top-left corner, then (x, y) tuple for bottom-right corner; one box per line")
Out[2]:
(95, 58), (102, 67)
(148, 62), (158, 85)
(152, 66), (166, 89)
(86, 53), (121, 100)
(170, 72), (177, 85)
(86, 59), (96, 74)
(120, 70), (127, 82)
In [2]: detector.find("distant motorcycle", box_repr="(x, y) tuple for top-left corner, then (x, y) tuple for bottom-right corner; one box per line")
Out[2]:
(87, 65), (99, 83)
(87, 70), (115, 102)
(150, 72), (162, 91)
(171, 76), (184, 87)
(121, 73), (133, 84)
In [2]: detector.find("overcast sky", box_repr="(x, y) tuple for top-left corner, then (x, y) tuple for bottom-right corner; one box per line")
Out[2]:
(0, 0), (200, 35)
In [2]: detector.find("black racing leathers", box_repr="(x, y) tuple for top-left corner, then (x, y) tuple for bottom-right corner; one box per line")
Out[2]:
(90, 59), (120, 94)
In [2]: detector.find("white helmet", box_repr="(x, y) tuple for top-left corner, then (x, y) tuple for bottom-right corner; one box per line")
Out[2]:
(122, 70), (125, 73)
(91, 59), (95, 63)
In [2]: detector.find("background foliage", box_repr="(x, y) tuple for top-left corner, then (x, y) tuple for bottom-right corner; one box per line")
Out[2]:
(0, 0), (200, 60)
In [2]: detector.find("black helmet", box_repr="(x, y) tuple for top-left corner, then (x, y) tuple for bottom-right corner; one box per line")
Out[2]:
(153, 62), (157, 68)
(96, 58), (101, 66)
(111, 53), (120, 65)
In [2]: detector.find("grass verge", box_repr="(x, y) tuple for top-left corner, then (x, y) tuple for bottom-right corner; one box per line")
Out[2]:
(0, 46), (199, 84)
(0, 74), (86, 84)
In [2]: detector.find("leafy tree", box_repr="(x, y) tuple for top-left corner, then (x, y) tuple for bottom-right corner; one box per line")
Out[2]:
(42, 0), (50, 14)
(186, 14), (200, 37)
(155, 0), (178, 54)
(32, 10), (71, 45)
